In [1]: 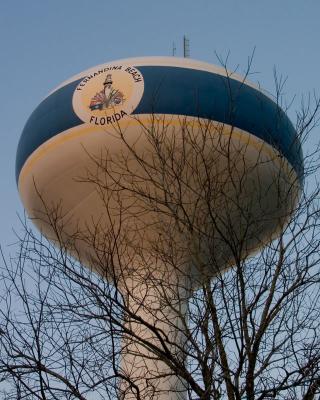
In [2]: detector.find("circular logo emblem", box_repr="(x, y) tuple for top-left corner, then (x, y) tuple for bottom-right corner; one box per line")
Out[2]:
(73, 64), (144, 126)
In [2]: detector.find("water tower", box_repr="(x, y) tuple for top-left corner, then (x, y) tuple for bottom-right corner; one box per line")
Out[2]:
(16, 57), (303, 399)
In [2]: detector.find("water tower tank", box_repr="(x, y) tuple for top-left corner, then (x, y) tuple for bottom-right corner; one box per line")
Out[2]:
(16, 57), (303, 399)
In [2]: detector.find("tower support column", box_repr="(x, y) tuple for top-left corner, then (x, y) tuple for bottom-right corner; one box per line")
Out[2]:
(119, 268), (191, 399)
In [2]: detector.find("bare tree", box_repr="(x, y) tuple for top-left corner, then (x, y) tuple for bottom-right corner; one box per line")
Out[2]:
(1, 63), (320, 400)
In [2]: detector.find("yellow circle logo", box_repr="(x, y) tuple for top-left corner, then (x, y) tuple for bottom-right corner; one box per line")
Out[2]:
(73, 64), (144, 126)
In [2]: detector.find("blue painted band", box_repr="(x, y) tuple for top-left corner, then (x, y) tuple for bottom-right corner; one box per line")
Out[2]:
(16, 79), (83, 182)
(16, 66), (303, 183)
(135, 66), (303, 180)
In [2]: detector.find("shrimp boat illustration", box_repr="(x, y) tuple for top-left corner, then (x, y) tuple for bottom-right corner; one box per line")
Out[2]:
(89, 74), (125, 111)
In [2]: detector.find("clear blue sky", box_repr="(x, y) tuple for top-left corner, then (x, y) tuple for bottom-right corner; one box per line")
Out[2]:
(0, 0), (319, 252)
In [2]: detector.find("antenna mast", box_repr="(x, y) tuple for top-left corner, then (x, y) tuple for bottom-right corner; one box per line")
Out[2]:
(172, 42), (176, 56)
(183, 35), (190, 58)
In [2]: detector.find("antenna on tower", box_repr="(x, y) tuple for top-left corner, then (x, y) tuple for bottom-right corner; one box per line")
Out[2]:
(183, 35), (190, 58)
(172, 42), (176, 57)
